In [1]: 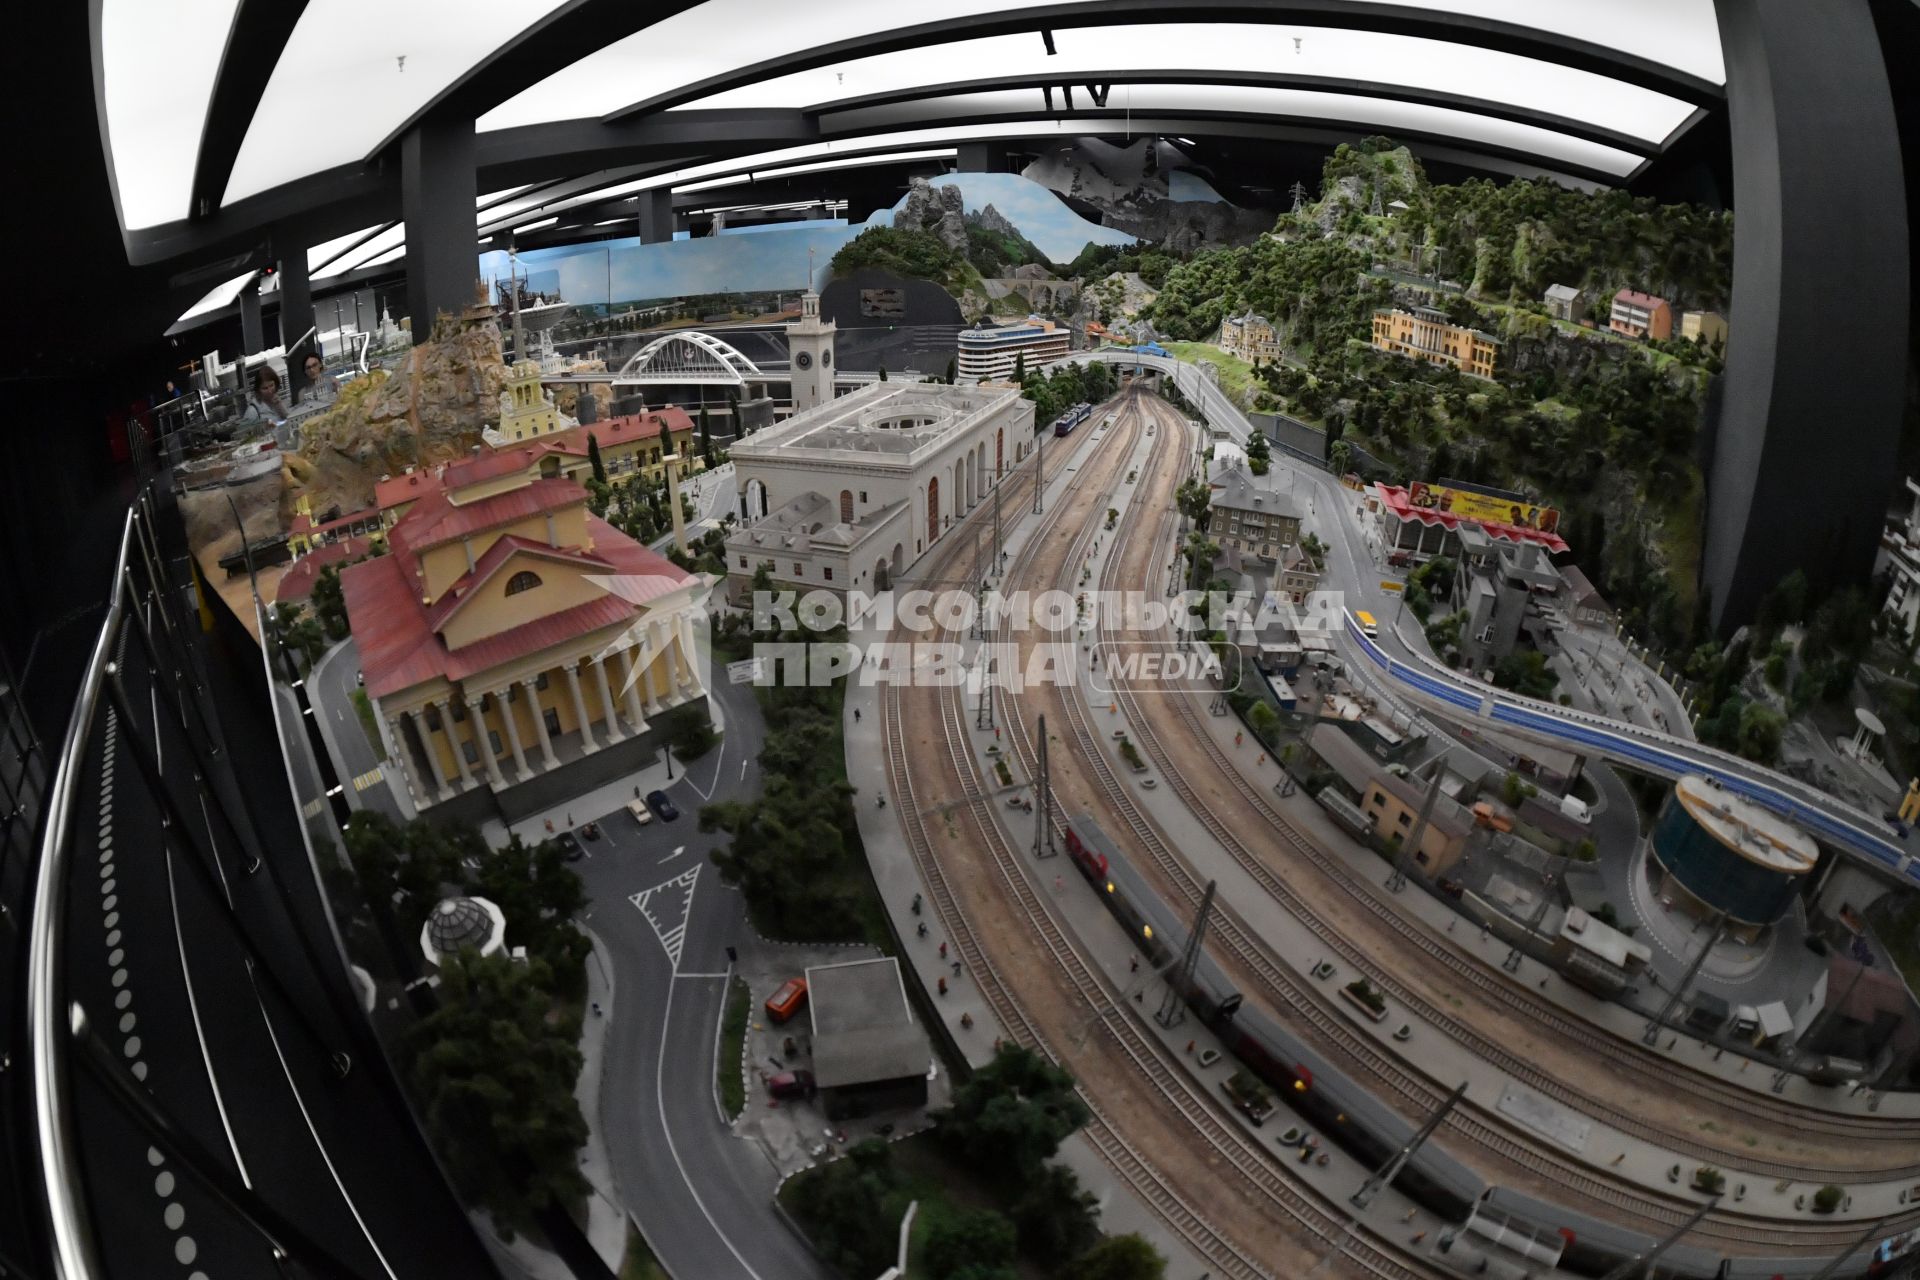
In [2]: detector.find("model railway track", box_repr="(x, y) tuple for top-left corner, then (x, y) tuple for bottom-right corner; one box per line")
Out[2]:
(992, 395), (1908, 1252)
(881, 395), (1441, 1280)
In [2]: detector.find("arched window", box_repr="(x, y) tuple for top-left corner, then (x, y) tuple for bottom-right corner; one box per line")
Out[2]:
(505, 571), (542, 596)
(840, 490), (854, 522)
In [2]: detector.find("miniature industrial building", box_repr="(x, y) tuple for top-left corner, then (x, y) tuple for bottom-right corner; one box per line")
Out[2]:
(1360, 771), (1475, 874)
(1649, 775), (1819, 941)
(1542, 283), (1586, 322)
(805, 957), (932, 1119)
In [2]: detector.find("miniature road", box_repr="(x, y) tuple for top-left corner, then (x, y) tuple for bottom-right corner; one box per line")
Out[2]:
(309, 636), (410, 821)
(564, 670), (837, 1280)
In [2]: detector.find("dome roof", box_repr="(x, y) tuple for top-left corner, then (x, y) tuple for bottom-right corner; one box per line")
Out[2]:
(421, 896), (506, 963)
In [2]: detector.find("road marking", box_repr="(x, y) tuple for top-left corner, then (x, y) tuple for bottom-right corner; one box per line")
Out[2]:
(655, 961), (766, 1280)
(687, 740), (725, 802)
(631, 866), (700, 969)
(351, 767), (383, 792)
(674, 972), (728, 980)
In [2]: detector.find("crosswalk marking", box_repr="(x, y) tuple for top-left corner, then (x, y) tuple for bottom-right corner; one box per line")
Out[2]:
(350, 767), (383, 792)
(630, 866), (701, 970)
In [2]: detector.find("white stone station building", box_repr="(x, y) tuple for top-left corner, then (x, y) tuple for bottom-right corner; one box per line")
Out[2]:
(725, 382), (1034, 597)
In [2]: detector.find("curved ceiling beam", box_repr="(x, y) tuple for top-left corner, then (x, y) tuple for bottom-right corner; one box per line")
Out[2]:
(189, 0), (313, 221)
(370, 0), (710, 160)
(601, 0), (1723, 124)
(815, 70), (1652, 155)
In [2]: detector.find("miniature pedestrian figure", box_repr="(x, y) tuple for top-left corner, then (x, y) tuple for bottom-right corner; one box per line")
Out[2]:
(938, 976), (948, 996)
(854, 707), (861, 723)
(1130, 956), (1139, 973)
(1234, 732), (1243, 747)
(1054, 874), (1064, 893)
(1257, 753), (1266, 766)
(544, 818), (555, 834)
(567, 813), (574, 827)
(1185, 1040), (1195, 1055)
(951, 960), (961, 978)
(877, 793), (887, 808)
(960, 1011), (973, 1030)
(911, 892), (922, 915)
(939, 940), (948, 959)
(917, 921), (928, 938)
(591, 1002), (603, 1016)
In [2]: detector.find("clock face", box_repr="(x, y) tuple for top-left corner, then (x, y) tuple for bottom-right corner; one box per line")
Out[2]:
(796, 351), (813, 370)
(822, 350), (832, 367)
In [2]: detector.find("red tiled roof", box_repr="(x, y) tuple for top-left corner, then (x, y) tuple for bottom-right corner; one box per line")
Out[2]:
(343, 512), (696, 700)
(439, 443), (562, 491)
(276, 537), (369, 605)
(1373, 484), (1570, 554)
(397, 476), (585, 555)
(542, 407), (695, 459)
(1613, 288), (1668, 310)
(375, 467), (445, 512)
(425, 536), (614, 632)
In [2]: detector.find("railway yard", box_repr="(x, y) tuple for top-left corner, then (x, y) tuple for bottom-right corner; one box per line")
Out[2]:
(862, 383), (1920, 1279)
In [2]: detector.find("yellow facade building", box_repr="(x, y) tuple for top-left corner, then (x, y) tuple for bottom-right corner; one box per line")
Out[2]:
(343, 453), (708, 813)
(1370, 307), (1500, 379)
(1220, 309), (1280, 364)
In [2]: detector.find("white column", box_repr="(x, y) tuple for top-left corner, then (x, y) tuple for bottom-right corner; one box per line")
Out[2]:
(593, 656), (626, 743)
(564, 662), (599, 754)
(524, 676), (559, 768)
(468, 692), (506, 788)
(401, 709), (452, 800)
(676, 613), (700, 692)
(640, 633), (662, 713)
(618, 649), (647, 728)
(438, 699), (475, 790)
(496, 687), (530, 778)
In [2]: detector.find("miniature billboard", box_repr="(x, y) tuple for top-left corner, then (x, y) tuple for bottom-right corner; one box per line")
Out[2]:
(1407, 481), (1559, 534)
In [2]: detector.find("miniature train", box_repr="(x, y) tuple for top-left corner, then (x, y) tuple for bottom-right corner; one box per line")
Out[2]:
(1059, 811), (1880, 1279)
(1052, 402), (1092, 437)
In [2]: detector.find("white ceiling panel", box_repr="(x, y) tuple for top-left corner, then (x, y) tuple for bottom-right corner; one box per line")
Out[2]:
(690, 24), (1693, 145)
(483, 0), (1719, 132)
(224, 0), (571, 207)
(100, 0), (243, 229)
(826, 85), (1644, 176)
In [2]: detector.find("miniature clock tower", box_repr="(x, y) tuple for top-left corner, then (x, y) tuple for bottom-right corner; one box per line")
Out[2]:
(785, 288), (836, 415)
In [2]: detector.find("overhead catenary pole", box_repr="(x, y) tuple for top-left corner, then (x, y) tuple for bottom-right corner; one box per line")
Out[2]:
(1033, 713), (1056, 858)
(1807, 1215), (1900, 1280)
(1644, 909), (1727, 1045)
(1155, 880), (1218, 1029)
(1597, 1195), (1720, 1280)
(1350, 1081), (1467, 1209)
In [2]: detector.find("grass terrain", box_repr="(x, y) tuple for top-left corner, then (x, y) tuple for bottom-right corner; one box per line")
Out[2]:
(718, 975), (751, 1120)
(350, 688), (388, 761)
(620, 1224), (668, 1280)
(1161, 340), (1263, 408)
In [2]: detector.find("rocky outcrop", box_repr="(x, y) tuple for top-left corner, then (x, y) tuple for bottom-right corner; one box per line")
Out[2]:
(289, 316), (508, 515)
(977, 203), (1020, 238)
(893, 177), (969, 253)
(1096, 197), (1273, 254)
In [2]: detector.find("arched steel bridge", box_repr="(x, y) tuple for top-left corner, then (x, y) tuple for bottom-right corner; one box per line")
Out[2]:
(612, 331), (766, 388)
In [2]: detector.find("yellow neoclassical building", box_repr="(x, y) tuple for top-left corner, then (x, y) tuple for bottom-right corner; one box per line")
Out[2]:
(342, 449), (708, 814)
(1370, 306), (1499, 379)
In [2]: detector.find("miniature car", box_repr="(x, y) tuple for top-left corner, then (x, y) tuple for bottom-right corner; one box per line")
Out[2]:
(626, 799), (653, 826)
(646, 789), (680, 822)
(766, 1070), (815, 1100)
(580, 821), (602, 841)
(555, 831), (584, 862)
(765, 977), (808, 1023)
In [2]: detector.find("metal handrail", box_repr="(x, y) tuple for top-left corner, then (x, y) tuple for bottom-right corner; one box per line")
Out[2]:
(26, 508), (134, 1280)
